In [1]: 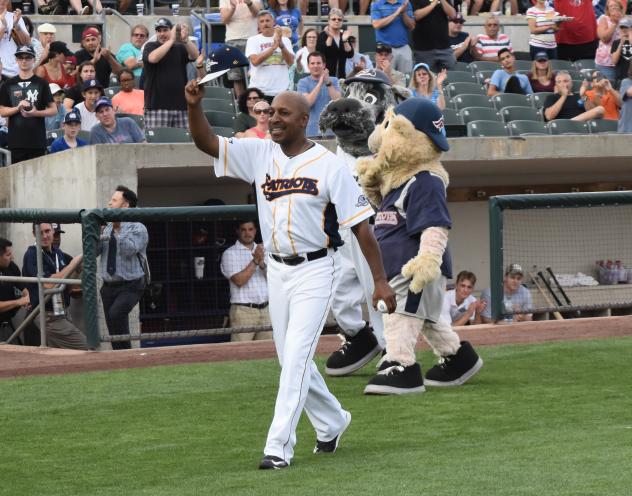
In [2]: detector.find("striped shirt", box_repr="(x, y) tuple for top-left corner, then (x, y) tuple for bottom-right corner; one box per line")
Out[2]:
(475, 34), (513, 60)
(526, 6), (559, 49)
(220, 241), (269, 305)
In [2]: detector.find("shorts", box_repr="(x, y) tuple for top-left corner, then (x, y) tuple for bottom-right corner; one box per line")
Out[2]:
(143, 109), (189, 129)
(226, 39), (248, 82)
(389, 273), (446, 323)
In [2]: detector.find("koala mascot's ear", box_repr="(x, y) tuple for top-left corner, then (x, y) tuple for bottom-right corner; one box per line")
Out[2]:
(368, 108), (395, 153)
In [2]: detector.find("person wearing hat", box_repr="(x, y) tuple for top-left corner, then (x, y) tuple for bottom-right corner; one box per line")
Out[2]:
(35, 41), (75, 89)
(142, 17), (200, 129)
(75, 78), (104, 131)
(611, 17), (632, 87)
(448, 13), (474, 64)
(49, 109), (88, 153)
(90, 96), (145, 144)
(375, 43), (406, 86)
(0, 3), (31, 79)
(74, 26), (123, 89)
(370, 0), (415, 75)
(527, 51), (556, 92)
(479, 264), (533, 324)
(526, 0), (561, 61)
(45, 83), (66, 131)
(111, 69), (144, 116)
(0, 45), (56, 163)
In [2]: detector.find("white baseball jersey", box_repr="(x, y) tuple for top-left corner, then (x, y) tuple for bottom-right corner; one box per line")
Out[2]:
(213, 137), (374, 255)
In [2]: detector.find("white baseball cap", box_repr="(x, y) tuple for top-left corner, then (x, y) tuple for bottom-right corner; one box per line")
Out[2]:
(37, 23), (57, 34)
(49, 83), (63, 95)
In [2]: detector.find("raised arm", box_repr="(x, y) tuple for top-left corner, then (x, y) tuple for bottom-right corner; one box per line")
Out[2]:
(185, 80), (219, 157)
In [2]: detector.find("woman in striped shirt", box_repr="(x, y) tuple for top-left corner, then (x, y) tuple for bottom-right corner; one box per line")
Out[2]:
(526, 0), (561, 60)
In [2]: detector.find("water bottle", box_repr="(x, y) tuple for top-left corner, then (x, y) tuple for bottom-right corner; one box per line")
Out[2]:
(503, 296), (513, 323)
(52, 292), (65, 316)
(321, 0), (329, 17)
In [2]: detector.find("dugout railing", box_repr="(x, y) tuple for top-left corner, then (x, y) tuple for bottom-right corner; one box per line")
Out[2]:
(489, 191), (632, 322)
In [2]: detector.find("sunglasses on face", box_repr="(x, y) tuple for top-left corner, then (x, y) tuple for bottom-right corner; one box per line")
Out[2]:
(487, 23), (499, 27)
(254, 108), (270, 115)
(16, 55), (34, 60)
(452, 20), (465, 24)
(330, 17), (343, 21)
(133, 33), (147, 37)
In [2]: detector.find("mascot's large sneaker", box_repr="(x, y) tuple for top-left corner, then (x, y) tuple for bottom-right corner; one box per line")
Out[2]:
(424, 341), (483, 387)
(325, 324), (383, 376)
(364, 362), (426, 395)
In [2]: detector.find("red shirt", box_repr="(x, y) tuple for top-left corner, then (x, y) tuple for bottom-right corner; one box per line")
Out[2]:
(555, 0), (597, 46)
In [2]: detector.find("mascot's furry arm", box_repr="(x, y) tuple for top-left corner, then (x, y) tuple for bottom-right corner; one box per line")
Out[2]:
(402, 227), (448, 294)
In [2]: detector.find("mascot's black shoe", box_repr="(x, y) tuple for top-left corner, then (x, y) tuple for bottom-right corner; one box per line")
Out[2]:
(364, 362), (425, 395)
(424, 341), (483, 387)
(325, 324), (383, 376)
(259, 455), (289, 470)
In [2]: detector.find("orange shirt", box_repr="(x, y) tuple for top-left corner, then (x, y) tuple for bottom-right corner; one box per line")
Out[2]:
(585, 89), (620, 120)
(112, 89), (144, 116)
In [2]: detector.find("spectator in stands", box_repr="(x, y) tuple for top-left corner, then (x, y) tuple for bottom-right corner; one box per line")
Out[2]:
(75, 26), (122, 89)
(411, 0), (456, 72)
(583, 70), (621, 120)
(472, 16), (512, 62)
(440, 270), (485, 326)
(220, 0), (261, 98)
(234, 87), (264, 137)
(448, 13), (474, 64)
(143, 18), (199, 130)
(115, 24), (148, 79)
(90, 97), (145, 144)
(409, 62), (446, 109)
(611, 17), (632, 88)
(63, 61), (96, 111)
(0, 2), (30, 80)
(0, 237), (29, 344)
(345, 36), (374, 77)
(220, 220), (271, 342)
(618, 63), (632, 132)
(297, 51), (342, 137)
(45, 83), (66, 131)
(469, 0), (500, 16)
(480, 264), (532, 324)
(99, 186), (148, 350)
(21, 16), (42, 66)
(36, 22), (56, 65)
(49, 109), (88, 153)
(375, 43), (407, 86)
(243, 100), (272, 138)
(35, 0), (101, 14)
(544, 70), (605, 121)
(295, 28), (318, 75)
(370, 0), (415, 75)
(35, 41), (75, 89)
(555, 0), (598, 62)
(246, 11), (294, 102)
(488, 48), (533, 96)
(526, 0), (560, 60)
(268, 0), (303, 49)
(111, 69), (143, 116)
(595, 0), (624, 82)
(527, 52), (556, 92)
(0, 45), (55, 163)
(76, 79), (103, 131)
(22, 223), (88, 350)
(316, 9), (354, 79)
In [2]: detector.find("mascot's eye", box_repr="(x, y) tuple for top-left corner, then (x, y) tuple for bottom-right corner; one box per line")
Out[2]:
(364, 94), (378, 105)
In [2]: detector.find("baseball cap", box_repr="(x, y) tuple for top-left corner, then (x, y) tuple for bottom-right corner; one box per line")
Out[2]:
(449, 13), (465, 23)
(375, 42), (392, 53)
(505, 263), (524, 276)
(14, 45), (36, 58)
(534, 51), (549, 61)
(82, 79), (104, 91)
(619, 17), (632, 28)
(393, 98), (449, 152)
(208, 44), (249, 71)
(37, 22), (57, 34)
(51, 223), (65, 234)
(82, 26), (101, 40)
(49, 83), (63, 95)
(94, 97), (113, 111)
(155, 18), (174, 30)
(48, 41), (73, 57)
(413, 62), (431, 73)
(344, 68), (392, 87)
(64, 110), (81, 124)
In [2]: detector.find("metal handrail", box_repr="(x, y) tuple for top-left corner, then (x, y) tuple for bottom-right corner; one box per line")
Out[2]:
(0, 148), (11, 167)
(0, 276), (82, 285)
(190, 9), (213, 54)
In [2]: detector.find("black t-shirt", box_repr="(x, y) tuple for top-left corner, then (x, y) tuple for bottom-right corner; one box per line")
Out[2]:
(142, 42), (191, 111)
(411, 0), (451, 50)
(611, 39), (632, 82)
(543, 93), (586, 121)
(0, 261), (23, 321)
(0, 74), (53, 149)
(448, 31), (473, 63)
(75, 49), (112, 88)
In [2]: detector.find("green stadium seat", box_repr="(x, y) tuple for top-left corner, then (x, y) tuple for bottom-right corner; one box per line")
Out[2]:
(529, 92), (554, 108)
(547, 119), (589, 135)
(500, 105), (542, 122)
(566, 69), (582, 80)
(445, 71), (476, 84)
(572, 80), (583, 93)
(117, 113), (145, 129)
(145, 127), (192, 143)
(364, 51), (376, 64)
(573, 59), (596, 71)
(513, 60), (533, 71)
(454, 61), (470, 72)
(202, 86), (234, 100)
(78, 130), (91, 142)
(490, 93), (531, 110)
(460, 106), (501, 124)
(475, 70), (494, 85)
(466, 120), (509, 137)
(550, 59), (574, 71)
(587, 119), (618, 134)
(214, 126), (235, 137)
(105, 85), (120, 98)
(507, 119), (549, 136)
(451, 93), (493, 110)
(202, 98), (236, 114)
(468, 61), (499, 73)
(443, 108), (462, 125)
(205, 111), (237, 128)
(446, 82), (486, 98)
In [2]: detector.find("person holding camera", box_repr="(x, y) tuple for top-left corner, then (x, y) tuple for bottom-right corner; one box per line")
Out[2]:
(583, 69), (622, 120)
(543, 70), (605, 121)
(0, 45), (56, 163)
(143, 17), (200, 130)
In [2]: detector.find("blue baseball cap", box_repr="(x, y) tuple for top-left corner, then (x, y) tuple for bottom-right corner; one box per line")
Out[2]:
(64, 110), (81, 124)
(393, 98), (449, 152)
(94, 97), (113, 111)
(82, 79), (104, 92)
(208, 44), (249, 72)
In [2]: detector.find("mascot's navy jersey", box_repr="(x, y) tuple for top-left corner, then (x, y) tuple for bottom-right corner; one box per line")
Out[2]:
(374, 171), (453, 281)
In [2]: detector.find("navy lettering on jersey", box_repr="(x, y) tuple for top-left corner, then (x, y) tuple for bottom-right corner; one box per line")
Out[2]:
(261, 173), (319, 201)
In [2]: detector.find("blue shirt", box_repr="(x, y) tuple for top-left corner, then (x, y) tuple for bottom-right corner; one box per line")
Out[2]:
(90, 117), (145, 144)
(270, 8), (302, 46)
(49, 136), (88, 153)
(374, 171), (452, 281)
(370, 0), (414, 48)
(411, 87), (441, 105)
(22, 245), (69, 310)
(99, 222), (149, 282)
(297, 75), (341, 138)
(490, 69), (534, 94)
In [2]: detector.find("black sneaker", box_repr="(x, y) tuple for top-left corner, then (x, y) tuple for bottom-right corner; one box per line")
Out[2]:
(375, 353), (399, 371)
(313, 410), (351, 454)
(364, 362), (425, 395)
(424, 341), (483, 387)
(325, 324), (382, 376)
(259, 455), (289, 470)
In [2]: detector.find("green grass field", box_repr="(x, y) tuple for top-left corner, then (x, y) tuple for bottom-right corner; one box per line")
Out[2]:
(1, 338), (631, 496)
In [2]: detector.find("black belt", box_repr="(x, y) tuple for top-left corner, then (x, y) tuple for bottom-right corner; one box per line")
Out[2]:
(270, 247), (333, 266)
(233, 302), (269, 309)
(103, 278), (143, 286)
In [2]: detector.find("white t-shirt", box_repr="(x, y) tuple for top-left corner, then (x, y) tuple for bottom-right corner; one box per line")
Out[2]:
(0, 14), (27, 78)
(219, 0), (260, 41)
(76, 102), (99, 132)
(440, 289), (477, 324)
(245, 33), (294, 96)
(214, 137), (374, 255)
